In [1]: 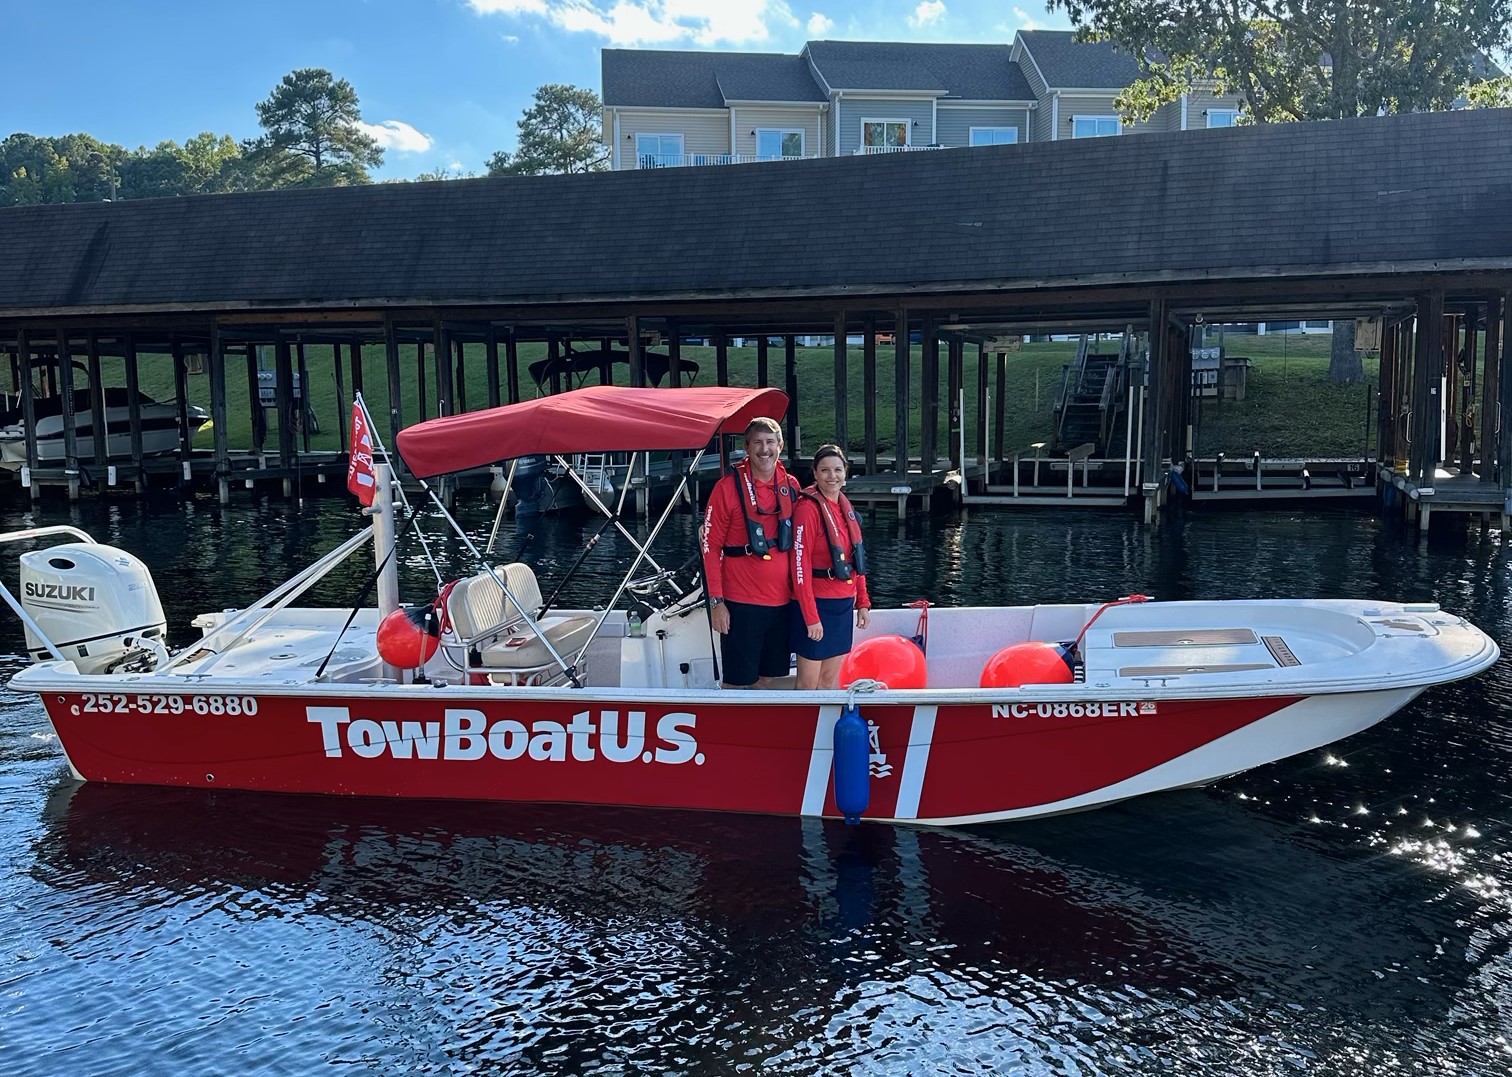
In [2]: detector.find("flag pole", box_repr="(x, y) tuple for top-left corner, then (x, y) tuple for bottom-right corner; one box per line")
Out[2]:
(352, 394), (582, 689)
(354, 392), (443, 589)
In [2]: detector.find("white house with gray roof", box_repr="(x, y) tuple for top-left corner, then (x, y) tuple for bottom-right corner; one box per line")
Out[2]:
(601, 32), (1245, 170)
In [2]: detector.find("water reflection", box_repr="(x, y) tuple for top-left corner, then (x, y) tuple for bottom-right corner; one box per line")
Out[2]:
(4, 495), (1512, 1073)
(23, 776), (1504, 1074)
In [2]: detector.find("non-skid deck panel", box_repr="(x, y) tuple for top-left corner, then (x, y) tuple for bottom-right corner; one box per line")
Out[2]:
(1111, 628), (1259, 647)
(1118, 662), (1275, 677)
(1263, 635), (1302, 667)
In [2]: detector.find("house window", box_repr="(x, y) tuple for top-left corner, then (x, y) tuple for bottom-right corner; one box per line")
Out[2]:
(969, 127), (1018, 146)
(636, 133), (684, 168)
(755, 129), (805, 159)
(862, 120), (909, 149)
(1206, 108), (1240, 128)
(1071, 115), (1120, 138)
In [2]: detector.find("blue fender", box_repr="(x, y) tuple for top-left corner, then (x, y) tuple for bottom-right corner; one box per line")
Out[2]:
(833, 704), (870, 825)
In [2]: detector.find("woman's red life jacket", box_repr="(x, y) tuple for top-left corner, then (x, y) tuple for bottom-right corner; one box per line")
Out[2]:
(802, 488), (867, 580)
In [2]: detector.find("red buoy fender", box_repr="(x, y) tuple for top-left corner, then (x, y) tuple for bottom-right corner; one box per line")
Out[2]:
(840, 634), (928, 689)
(980, 641), (1076, 688)
(376, 603), (442, 669)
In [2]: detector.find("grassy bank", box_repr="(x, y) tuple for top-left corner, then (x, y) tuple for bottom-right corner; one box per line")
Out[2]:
(118, 330), (1381, 461)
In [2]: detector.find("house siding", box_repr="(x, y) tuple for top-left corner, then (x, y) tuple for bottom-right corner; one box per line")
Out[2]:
(732, 105), (826, 158)
(936, 106), (1030, 148)
(1059, 92), (1152, 137)
(836, 97), (936, 154)
(1188, 84), (1244, 127)
(1151, 99), (1184, 132)
(1012, 43), (1051, 98)
(616, 109), (730, 169)
(1032, 96), (1055, 142)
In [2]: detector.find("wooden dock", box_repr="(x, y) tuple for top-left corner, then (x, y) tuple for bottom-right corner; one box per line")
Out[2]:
(1378, 464), (1507, 532)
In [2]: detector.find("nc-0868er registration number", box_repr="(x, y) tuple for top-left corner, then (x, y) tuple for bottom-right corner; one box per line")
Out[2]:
(76, 693), (260, 716)
(992, 701), (1155, 719)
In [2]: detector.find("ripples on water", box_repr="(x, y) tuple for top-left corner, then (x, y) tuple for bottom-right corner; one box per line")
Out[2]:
(3, 494), (1512, 1074)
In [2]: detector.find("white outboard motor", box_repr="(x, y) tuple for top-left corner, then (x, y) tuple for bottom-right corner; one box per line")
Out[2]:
(19, 542), (167, 674)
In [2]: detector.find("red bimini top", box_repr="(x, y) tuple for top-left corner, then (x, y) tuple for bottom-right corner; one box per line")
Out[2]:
(396, 385), (789, 479)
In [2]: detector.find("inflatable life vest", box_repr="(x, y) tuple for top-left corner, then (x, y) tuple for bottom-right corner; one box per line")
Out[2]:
(724, 461), (798, 559)
(804, 488), (867, 580)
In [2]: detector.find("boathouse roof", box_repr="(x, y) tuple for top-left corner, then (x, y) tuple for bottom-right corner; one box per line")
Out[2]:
(1, 107), (1510, 320)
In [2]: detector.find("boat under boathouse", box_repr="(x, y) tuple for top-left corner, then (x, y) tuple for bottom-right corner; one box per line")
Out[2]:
(0, 107), (1509, 526)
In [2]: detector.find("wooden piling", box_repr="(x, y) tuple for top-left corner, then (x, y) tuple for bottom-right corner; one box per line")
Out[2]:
(208, 325), (231, 503)
(1483, 295), (1502, 483)
(58, 329), (80, 500)
(123, 333), (146, 491)
(832, 313), (848, 455)
(862, 317), (877, 473)
(893, 310), (910, 475)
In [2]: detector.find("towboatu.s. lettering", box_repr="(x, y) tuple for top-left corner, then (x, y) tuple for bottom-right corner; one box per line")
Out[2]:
(306, 706), (703, 765)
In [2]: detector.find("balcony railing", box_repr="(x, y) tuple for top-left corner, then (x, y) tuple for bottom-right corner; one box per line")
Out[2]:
(852, 144), (944, 155)
(635, 152), (818, 169)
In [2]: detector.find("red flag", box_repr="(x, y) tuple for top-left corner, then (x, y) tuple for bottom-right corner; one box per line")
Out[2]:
(347, 403), (376, 506)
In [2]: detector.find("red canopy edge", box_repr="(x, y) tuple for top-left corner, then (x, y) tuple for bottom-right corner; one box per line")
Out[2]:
(395, 385), (790, 479)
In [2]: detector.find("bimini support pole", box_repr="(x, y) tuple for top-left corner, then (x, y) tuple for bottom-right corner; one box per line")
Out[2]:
(369, 461), (400, 620)
(484, 457), (520, 555)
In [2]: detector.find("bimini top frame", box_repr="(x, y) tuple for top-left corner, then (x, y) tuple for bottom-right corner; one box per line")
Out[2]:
(396, 386), (791, 687)
(394, 385), (790, 479)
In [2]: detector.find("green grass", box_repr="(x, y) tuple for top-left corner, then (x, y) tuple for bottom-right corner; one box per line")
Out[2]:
(103, 330), (1386, 462)
(1192, 337), (1381, 458)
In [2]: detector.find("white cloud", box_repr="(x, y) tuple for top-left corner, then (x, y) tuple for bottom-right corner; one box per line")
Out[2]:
(909, 0), (945, 27)
(502, 33), (520, 43)
(469, 0), (548, 14)
(807, 11), (832, 35)
(471, 0), (799, 47)
(1011, 6), (1037, 30)
(359, 120), (434, 153)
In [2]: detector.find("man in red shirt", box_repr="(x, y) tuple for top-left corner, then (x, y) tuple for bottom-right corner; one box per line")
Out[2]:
(700, 418), (799, 688)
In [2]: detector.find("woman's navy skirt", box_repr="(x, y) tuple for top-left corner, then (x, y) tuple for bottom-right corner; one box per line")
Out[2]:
(791, 596), (855, 661)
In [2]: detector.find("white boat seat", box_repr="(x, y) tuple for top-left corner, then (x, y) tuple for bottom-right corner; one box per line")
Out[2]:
(446, 563), (595, 671)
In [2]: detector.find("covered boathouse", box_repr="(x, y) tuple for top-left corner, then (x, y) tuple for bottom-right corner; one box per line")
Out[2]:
(0, 106), (1509, 526)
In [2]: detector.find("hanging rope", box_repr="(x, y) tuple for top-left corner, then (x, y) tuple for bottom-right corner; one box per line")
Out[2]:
(908, 599), (931, 654)
(1073, 593), (1152, 653)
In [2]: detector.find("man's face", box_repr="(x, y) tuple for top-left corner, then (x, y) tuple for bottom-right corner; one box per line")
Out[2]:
(745, 429), (782, 475)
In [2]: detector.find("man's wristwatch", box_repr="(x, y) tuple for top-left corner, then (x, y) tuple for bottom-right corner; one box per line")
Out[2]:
(709, 597), (724, 606)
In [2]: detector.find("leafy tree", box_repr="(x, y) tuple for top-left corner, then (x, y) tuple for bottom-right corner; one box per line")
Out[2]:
(1466, 74), (1512, 106)
(412, 166), (476, 181)
(0, 133), (124, 206)
(118, 133), (242, 199)
(1047, 0), (1512, 382)
(246, 68), (383, 187)
(489, 84), (608, 176)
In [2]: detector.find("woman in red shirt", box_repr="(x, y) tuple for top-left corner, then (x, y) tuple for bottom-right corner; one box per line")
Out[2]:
(790, 444), (872, 689)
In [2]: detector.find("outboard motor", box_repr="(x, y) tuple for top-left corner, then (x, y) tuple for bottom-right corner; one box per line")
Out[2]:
(19, 543), (167, 673)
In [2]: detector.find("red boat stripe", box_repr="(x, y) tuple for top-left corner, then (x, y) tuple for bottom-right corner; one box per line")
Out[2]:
(802, 704), (842, 814)
(894, 705), (937, 820)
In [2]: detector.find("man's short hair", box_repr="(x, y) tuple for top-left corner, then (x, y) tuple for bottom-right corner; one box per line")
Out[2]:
(744, 417), (783, 444)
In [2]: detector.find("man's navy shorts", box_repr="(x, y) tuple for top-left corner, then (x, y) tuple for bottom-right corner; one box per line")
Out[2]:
(720, 599), (793, 686)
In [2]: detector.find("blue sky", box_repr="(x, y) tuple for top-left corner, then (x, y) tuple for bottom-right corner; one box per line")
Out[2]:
(6, 0), (1071, 180)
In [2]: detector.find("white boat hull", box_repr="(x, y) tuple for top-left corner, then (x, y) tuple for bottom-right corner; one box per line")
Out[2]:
(0, 402), (207, 469)
(9, 597), (1496, 825)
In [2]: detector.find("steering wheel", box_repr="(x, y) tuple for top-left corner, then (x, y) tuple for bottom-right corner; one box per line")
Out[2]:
(625, 552), (704, 612)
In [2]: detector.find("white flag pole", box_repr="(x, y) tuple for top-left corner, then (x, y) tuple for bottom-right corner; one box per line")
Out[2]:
(355, 392), (443, 589)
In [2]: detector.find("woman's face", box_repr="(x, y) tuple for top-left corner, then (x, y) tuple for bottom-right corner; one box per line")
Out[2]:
(814, 456), (847, 497)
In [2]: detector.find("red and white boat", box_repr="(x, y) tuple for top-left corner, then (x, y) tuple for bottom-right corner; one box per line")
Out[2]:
(3, 387), (1499, 825)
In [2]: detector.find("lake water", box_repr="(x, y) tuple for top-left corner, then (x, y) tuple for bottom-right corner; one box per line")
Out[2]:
(2, 492), (1511, 1074)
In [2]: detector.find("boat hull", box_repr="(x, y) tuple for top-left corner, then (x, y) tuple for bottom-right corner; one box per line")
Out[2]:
(0, 403), (208, 469)
(36, 684), (1416, 824)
